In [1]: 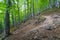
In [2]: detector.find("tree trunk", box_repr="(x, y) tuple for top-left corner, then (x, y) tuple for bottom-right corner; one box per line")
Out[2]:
(31, 0), (34, 17)
(55, 0), (59, 8)
(49, 0), (53, 9)
(17, 0), (20, 24)
(4, 9), (10, 37)
(24, 0), (27, 22)
(3, 0), (11, 39)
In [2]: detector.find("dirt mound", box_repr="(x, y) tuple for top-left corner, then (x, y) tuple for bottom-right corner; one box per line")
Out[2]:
(6, 9), (60, 40)
(22, 14), (60, 40)
(22, 26), (60, 40)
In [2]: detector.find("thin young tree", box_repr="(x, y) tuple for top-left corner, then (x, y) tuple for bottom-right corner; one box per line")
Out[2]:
(36, 0), (39, 14)
(17, 0), (20, 24)
(26, 0), (29, 18)
(12, 0), (17, 27)
(49, 0), (53, 8)
(10, 0), (16, 28)
(55, 0), (59, 8)
(24, 0), (27, 22)
(29, 0), (32, 18)
(31, 0), (34, 17)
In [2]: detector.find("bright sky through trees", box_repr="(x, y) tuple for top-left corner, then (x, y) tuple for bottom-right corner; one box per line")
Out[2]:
(0, 0), (3, 2)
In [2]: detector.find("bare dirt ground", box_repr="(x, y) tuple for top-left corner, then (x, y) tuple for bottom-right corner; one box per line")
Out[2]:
(6, 8), (60, 40)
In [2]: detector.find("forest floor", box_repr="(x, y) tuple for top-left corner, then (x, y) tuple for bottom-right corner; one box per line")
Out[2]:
(6, 8), (60, 40)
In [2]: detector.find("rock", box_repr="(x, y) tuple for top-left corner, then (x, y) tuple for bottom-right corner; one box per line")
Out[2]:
(22, 29), (40, 40)
(52, 14), (60, 18)
(34, 36), (38, 39)
(53, 18), (60, 26)
(38, 16), (46, 22)
(53, 35), (60, 39)
(34, 16), (46, 26)
(44, 24), (55, 30)
(51, 14), (60, 26)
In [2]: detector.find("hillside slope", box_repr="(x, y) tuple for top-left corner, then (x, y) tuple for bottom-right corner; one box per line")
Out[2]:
(6, 8), (60, 40)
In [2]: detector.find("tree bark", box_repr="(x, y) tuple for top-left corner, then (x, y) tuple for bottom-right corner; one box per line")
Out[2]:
(3, 0), (11, 40)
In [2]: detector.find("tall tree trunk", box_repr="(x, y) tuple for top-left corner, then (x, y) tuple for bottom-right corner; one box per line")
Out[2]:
(3, 0), (11, 39)
(4, 9), (10, 37)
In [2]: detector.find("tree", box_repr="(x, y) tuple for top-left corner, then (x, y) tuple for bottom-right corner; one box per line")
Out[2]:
(17, 0), (20, 24)
(27, 0), (29, 18)
(11, 0), (17, 27)
(31, 0), (34, 17)
(55, 0), (60, 8)
(3, 0), (11, 39)
(49, 0), (53, 8)
(35, 0), (39, 15)
(24, 0), (27, 22)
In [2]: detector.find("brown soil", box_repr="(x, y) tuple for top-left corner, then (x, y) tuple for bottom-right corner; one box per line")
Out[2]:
(6, 8), (60, 40)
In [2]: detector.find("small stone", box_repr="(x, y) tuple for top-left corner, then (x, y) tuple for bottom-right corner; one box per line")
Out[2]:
(53, 17), (60, 26)
(33, 36), (40, 40)
(34, 36), (37, 39)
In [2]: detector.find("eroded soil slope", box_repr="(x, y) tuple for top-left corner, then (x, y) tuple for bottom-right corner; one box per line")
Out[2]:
(6, 8), (60, 40)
